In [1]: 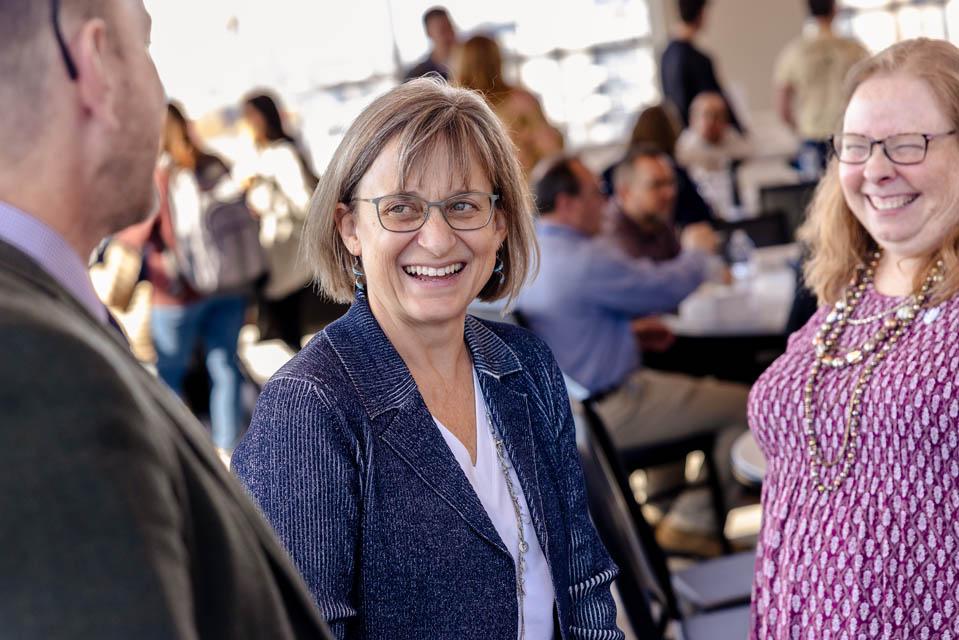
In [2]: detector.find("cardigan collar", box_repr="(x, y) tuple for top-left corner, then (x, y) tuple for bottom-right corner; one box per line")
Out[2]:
(324, 294), (540, 556)
(325, 292), (524, 421)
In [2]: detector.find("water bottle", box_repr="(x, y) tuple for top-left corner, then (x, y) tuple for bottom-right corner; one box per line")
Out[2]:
(798, 145), (822, 181)
(727, 229), (756, 282)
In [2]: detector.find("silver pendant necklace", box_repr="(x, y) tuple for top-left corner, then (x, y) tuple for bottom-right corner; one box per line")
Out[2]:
(485, 406), (528, 640)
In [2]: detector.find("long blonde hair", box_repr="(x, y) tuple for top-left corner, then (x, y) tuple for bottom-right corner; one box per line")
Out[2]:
(800, 38), (959, 305)
(303, 77), (538, 305)
(454, 35), (511, 107)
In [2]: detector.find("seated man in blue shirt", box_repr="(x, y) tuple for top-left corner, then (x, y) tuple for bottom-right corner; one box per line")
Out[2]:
(518, 156), (748, 554)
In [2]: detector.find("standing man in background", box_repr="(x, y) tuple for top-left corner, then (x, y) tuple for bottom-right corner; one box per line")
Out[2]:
(774, 0), (869, 174)
(661, 0), (745, 132)
(0, 1), (330, 637)
(404, 6), (458, 81)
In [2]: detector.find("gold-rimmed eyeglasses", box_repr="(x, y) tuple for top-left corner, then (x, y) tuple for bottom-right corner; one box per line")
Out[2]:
(353, 191), (499, 233)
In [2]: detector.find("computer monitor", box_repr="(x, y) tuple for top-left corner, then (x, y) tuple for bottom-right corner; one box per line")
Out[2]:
(759, 181), (819, 239)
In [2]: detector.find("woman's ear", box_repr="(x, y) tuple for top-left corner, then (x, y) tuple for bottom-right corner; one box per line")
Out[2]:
(335, 202), (361, 256)
(493, 208), (508, 243)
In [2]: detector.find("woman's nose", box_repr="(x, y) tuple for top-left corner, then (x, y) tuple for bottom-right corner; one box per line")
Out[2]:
(861, 144), (897, 184)
(417, 206), (457, 254)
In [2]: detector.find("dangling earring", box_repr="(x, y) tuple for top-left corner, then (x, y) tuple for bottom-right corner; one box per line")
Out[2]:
(351, 255), (366, 291)
(492, 252), (505, 285)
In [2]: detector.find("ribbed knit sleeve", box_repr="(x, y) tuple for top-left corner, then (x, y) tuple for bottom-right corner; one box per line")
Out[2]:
(232, 376), (360, 640)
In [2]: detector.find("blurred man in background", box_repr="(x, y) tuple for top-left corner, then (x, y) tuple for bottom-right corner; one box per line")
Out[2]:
(607, 146), (685, 262)
(404, 6), (458, 81)
(519, 157), (747, 555)
(774, 0), (868, 174)
(676, 92), (752, 220)
(0, 1), (330, 636)
(661, 0), (745, 131)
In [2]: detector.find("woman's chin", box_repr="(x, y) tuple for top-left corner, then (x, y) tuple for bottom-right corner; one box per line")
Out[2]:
(395, 290), (474, 326)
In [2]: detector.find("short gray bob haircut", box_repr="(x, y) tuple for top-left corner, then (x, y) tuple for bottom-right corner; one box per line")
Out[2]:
(303, 77), (539, 305)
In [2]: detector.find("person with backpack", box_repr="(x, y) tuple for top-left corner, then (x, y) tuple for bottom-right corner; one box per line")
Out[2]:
(121, 102), (261, 458)
(238, 91), (319, 351)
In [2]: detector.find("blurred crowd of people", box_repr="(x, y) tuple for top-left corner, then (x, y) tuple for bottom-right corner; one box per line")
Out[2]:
(85, 0), (876, 582)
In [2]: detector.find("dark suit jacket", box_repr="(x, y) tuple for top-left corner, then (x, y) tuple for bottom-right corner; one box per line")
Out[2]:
(232, 294), (623, 640)
(0, 239), (332, 639)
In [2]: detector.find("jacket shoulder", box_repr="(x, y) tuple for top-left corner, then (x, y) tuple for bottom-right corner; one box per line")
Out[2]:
(267, 330), (353, 394)
(472, 317), (563, 382)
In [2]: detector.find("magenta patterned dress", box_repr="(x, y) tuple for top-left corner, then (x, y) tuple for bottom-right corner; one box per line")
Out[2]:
(749, 287), (959, 639)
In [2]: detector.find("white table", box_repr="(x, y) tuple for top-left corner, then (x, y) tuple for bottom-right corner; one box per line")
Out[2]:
(731, 431), (767, 486)
(664, 243), (800, 337)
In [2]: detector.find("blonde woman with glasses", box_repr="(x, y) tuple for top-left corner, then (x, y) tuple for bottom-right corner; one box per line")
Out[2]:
(749, 38), (959, 638)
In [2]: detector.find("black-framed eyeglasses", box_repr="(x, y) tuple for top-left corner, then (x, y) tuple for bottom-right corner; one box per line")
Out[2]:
(51, 0), (79, 80)
(353, 192), (499, 233)
(830, 130), (957, 165)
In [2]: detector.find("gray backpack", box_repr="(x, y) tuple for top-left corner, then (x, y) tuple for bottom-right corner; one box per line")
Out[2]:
(179, 157), (267, 295)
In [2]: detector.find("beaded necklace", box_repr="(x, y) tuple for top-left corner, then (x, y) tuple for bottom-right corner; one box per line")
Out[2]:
(805, 251), (944, 493)
(486, 406), (529, 640)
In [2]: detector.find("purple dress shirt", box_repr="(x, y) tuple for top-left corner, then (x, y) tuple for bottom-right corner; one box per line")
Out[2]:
(0, 201), (107, 324)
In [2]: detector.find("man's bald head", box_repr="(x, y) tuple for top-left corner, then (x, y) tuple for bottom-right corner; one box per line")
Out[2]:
(0, 0), (112, 157)
(0, 0), (166, 258)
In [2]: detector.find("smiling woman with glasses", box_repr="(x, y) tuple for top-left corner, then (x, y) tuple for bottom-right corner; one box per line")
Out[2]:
(748, 38), (959, 639)
(231, 77), (625, 640)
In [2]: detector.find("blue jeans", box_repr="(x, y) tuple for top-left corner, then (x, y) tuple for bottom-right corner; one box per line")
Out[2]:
(151, 295), (247, 450)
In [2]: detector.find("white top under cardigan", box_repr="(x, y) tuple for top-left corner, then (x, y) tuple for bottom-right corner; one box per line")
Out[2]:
(433, 370), (555, 640)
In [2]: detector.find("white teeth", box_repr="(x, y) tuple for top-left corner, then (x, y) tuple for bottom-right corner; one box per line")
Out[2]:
(404, 263), (464, 277)
(868, 194), (917, 210)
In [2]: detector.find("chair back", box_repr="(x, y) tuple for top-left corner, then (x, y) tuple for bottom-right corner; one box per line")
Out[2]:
(715, 210), (790, 252)
(573, 398), (683, 634)
(759, 181), (818, 239)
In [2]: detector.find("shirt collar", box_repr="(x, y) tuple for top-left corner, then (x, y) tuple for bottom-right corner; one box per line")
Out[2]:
(805, 20), (834, 39)
(0, 201), (107, 324)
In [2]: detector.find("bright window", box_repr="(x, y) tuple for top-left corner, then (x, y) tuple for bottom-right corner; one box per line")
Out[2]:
(145, 0), (657, 171)
(837, 0), (951, 53)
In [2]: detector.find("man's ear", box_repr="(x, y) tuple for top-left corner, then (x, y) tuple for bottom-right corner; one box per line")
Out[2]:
(335, 202), (361, 256)
(71, 18), (120, 129)
(554, 191), (573, 214)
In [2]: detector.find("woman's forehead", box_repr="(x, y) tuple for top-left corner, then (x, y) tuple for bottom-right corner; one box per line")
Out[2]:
(362, 135), (493, 194)
(844, 73), (950, 134)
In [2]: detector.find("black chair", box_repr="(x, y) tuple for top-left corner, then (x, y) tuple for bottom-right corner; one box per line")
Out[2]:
(521, 309), (734, 554)
(617, 428), (732, 556)
(759, 181), (818, 239)
(573, 399), (754, 638)
(574, 400), (669, 639)
(574, 381), (732, 556)
(714, 210), (791, 252)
